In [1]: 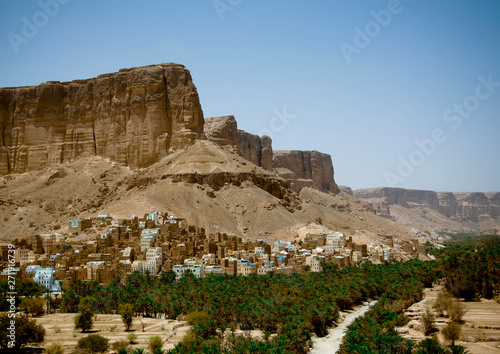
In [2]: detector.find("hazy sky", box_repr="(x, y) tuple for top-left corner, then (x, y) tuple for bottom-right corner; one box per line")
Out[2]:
(1, 0), (499, 192)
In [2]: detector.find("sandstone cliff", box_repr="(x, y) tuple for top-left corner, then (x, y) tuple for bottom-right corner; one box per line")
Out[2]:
(204, 115), (273, 171)
(273, 150), (339, 194)
(204, 115), (339, 194)
(353, 187), (500, 231)
(0, 63), (204, 174)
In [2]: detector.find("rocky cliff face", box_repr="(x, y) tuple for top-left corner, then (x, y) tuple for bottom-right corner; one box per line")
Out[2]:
(0, 63), (204, 174)
(204, 115), (273, 171)
(204, 116), (339, 194)
(353, 187), (500, 230)
(273, 150), (339, 194)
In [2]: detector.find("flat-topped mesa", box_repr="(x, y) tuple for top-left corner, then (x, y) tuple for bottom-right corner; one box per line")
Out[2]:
(273, 150), (340, 194)
(0, 63), (204, 174)
(354, 187), (500, 222)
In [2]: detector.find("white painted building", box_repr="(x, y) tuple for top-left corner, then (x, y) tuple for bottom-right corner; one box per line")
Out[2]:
(33, 267), (54, 289)
(140, 229), (159, 251)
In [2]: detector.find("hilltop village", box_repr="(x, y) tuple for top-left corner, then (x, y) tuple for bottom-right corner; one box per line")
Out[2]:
(0, 212), (430, 292)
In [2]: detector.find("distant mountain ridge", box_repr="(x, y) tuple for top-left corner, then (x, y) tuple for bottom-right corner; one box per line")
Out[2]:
(345, 186), (500, 232)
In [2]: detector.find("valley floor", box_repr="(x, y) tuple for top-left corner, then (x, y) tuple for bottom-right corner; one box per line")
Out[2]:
(397, 285), (500, 353)
(32, 313), (190, 352)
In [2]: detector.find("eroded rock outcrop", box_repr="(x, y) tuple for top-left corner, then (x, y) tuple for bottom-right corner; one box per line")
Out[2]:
(272, 150), (339, 194)
(0, 63), (204, 174)
(204, 115), (273, 171)
(204, 116), (339, 194)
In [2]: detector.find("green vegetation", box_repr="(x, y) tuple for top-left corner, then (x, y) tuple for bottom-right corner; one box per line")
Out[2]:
(442, 322), (461, 346)
(57, 259), (437, 353)
(339, 236), (500, 353)
(127, 332), (138, 344)
(0, 279), (46, 311)
(46, 343), (65, 354)
(38, 236), (494, 352)
(119, 303), (135, 331)
(0, 313), (45, 350)
(421, 309), (436, 336)
(439, 237), (500, 301)
(76, 334), (109, 353)
(148, 335), (163, 352)
(20, 297), (45, 317)
(74, 297), (95, 332)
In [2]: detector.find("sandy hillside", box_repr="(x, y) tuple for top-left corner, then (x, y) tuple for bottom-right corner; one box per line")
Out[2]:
(0, 140), (414, 244)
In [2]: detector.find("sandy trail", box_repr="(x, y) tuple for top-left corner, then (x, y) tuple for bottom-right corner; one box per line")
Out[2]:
(310, 301), (377, 354)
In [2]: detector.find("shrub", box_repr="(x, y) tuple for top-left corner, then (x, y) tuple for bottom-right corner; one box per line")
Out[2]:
(111, 339), (130, 351)
(442, 322), (461, 346)
(76, 334), (109, 353)
(127, 331), (138, 344)
(109, 324), (118, 332)
(20, 297), (46, 317)
(119, 303), (134, 331)
(449, 301), (466, 323)
(74, 299), (94, 332)
(433, 291), (453, 317)
(421, 309), (436, 336)
(74, 310), (93, 332)
(52, 325), (61, 333)
(185, 311), (210, 325)
(46, 343), (64, 354)
(148, 335), (163, 352)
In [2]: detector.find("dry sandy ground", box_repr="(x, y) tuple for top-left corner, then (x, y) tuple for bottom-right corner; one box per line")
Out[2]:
(310, 301), (377, 354)
(32, 313), (190, 352)
(398, 285), (500, 353)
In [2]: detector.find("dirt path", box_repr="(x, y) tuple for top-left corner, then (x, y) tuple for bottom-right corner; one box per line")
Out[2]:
(310, 301), (377, 354)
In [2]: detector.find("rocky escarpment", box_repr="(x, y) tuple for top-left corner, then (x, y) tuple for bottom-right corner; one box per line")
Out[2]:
(204, 115), (339, 194)
(0, 63), (204, 174)
(353, 187), (500, 230)
(273, 150), (340, 194)
(204, 115), (272, 170)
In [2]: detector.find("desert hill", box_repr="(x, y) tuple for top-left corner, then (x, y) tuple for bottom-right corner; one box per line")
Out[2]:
(348, 187), (500, 232)
(0, 140), (414, 243)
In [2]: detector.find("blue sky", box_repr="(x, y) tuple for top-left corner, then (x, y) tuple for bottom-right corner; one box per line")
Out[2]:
(1, 0), (499, 192)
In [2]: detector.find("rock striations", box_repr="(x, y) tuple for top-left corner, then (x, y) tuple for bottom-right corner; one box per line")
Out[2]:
(204, 115), (273, 171)
(204, 115), (339, 194)
(354, 187), (500, 231)
(1, 64), (339, 196)
(273, 150), (339, 194)
(0, 63), (204, 174)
